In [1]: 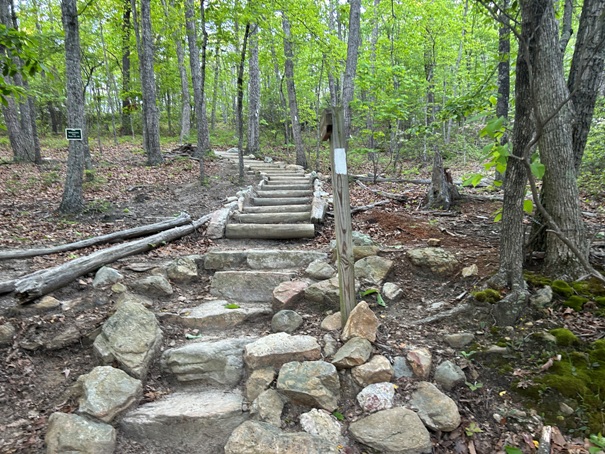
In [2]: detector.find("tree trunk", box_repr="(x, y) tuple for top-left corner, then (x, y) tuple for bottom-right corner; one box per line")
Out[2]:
(567, 0), (605, 173)
(495, 0), (510, 182)
(132, 0), (163, 165)
(236, 23), (250, 182)
(341, 0), (361, 144)
(282, 16), (307, 168)
(121, 0), (132, 136)
(59, 0), (86, 213)
(210, 40), (221, 132)
(247, 23), (260, 156)
(425, 150), (458, 210)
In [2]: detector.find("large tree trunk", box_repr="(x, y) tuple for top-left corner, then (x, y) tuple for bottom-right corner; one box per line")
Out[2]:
(425, 151), (458, 210)
(341, 0), (361, 144)
(59, 0), (86, 213)
(132, 0), (163, 165)
(567, 0), (605, 173)
(282, 16), (307, 169)
(247, 23), (260, 156)
(527, 0), (588, 277)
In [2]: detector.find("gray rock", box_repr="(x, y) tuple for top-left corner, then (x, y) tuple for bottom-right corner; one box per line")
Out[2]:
(34, 295), (62, 310)
(341, 301), (379, 342)
(304, 278), (340, 309)
(530, 285), (553, 308)
(434, 360), (466, 391)
(211, 271), (296, 302)
(352, 245), (381, 261)
(276, 360), (340, 411)
(207, 207), (233, 239)
(224, 420), (337, 454)
(0, 322), (16, 346)
(251, 389), (285, 427)
(332, 337), (373, 369)
(166, 256), (198, 283)
(93, 267), (123, 288)
(116, 292), (153, 308)
(44, 324), (82, 350)
(409, 381), (461, 432)
(354, 256), (393, 285)
(352, 355), (394, 387)
(393, 356), (414, 379)
(357, 382), (396, 413)
(77, 366), (142, 422)
(349, 407), (432, 454)
(322, 334), (339, 358)
(121, 390), (248, 453)
(244, 333), (321, 370)
(46, 412), (116, 454)
(406, 347), (432, 379)
(247, 250), (327, 270)
(271, 310), (303, 333)
(111, 282), (128, 293)
(305, 260), (336, 280)
(444, 332), (475, 349)
(131, 274), (173, 297)
(299, 408), (344, 446)
(461, 264), (479, 277)
(170, 300), (272, 330)
(246, 368), (276, 402)
(382, 282), (403, 301)
(162, 338), (255, 386)
(407, 247), (458, 274)
(320, 312), (342, 331)
(272, 280), (309, 311)
(93, 299), (162, 379)
(204, 250), (248, 270)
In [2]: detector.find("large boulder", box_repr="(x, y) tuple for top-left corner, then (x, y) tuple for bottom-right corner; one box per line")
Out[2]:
(93, 299), (162, 379)
(349, 407), (432, 454)
(244, 333), (321, 370)
(77, 366), (142, 422)
(224, 421), (337, 454)
(276, 361), (340, 411)
(162, 338), (255, 386)
(46, 412), (116, 454)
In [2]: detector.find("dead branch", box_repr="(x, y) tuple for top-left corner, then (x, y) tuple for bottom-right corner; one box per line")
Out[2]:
(0, 212), (192, 261)
(0, 213), (212, 303)
(352, 175), (431, 185)
(326, 199), (391, 217)
(355, 180), (408, 203)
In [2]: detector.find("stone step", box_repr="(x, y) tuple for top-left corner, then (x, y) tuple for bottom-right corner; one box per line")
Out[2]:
(255, 189), (313, 198)
(120, 390), (248, 453)
(258, 183), (312, 191)
(233, 212), (311, 223)
(210, 270), (296, 302)
(225, 223), (315, 240)
(243, 204), (312, 213)
(163, 300), (272, 330)
(204, 249), (327, 270)
(252, 197), (311, 206)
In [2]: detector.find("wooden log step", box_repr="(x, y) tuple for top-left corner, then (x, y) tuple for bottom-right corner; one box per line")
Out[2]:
(252, 197), (312, 206)
(225, 223), (315, 239)
(243, 205), (312, 213)
(233, 212), (311, 223)
(256, 190), (313, 198)
(267, 177), (311, 183)
(258, 184), (312, 191)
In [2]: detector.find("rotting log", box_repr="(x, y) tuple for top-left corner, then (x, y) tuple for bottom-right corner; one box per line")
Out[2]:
(355, 181), (408, 203)
(0, 212), (192, 261)
(326, 200), (390, 217)
(1, 214), (212, 303)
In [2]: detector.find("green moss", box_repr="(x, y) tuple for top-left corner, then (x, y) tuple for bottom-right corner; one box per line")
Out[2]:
(549, 328), (580, 346)
(595, 297), (605, 307)
(541, 374), (590, 399)
(524, 272), (552, 287)
(575, 278), (605, 297)
(552, 280), (574, 298)
(472, 289), (502, 304)
(563, 296), (589, 311)
(490, 326), (501, 335)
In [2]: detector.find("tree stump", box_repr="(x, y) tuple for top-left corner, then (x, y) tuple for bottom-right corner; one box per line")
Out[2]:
(425, 150), (458, 210)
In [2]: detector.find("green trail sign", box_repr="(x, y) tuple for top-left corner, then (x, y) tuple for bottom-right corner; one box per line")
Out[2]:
(65, 128), (82, 140)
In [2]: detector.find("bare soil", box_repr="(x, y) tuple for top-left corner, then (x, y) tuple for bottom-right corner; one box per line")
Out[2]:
(0, 143), (604, 453)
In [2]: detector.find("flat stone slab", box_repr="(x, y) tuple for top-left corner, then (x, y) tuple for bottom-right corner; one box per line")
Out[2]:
(244, 333), (321, 370)
(120, 390), (248, 453)
(46, 412), (116, 454)
(211, 271), (296, 302)
(169, 300), (272, 330)
(205, 250), (327, 271)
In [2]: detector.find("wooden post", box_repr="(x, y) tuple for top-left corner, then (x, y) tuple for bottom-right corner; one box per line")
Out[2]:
(321, 107), (356, 325)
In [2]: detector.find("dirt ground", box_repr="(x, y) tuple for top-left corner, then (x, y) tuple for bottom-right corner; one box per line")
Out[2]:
(0, 143), (604, 453)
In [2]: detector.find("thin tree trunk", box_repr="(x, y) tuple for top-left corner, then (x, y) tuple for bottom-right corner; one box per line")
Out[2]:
(282, 16), (307, 168)
(247, 23), (260, 156)
(121, 0), (132, 136)
(341, 0), (361, 144)
(210, 40), (220, 132)
(236, 23), (251, 181)
(99, 21), (119, 145)
(59, 0), (86, 213)
(495, 0), (510, 182)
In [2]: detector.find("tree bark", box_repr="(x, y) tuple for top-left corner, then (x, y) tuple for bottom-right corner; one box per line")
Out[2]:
(59, 0), (87, 213)
(495, 0), (510, 182)
(121, 0), (133, 136)
(247, 23), (260, 156)
(342, 0), (361, 144)
(236, 23), (250, 181)
(425, 150), (458, 210)
(282, 16), (307, 168)
(132, 0), (163, 165)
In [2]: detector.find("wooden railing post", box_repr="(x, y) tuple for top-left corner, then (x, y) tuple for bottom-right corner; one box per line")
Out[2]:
(320, 107), (356, 325)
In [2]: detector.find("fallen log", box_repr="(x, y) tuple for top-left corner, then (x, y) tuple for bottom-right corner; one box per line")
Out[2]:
(355, 180), (408, 203)
(0, 213), (212, 303)
(0, 212), (192, 261)
(326, 199), (391, 217)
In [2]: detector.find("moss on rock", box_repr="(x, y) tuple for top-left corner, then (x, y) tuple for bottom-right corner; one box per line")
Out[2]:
(472, 289), (502, 304)
(552, 280), (574, 298)
(549, 328), (579, 346)
(563, 296), (589, 311)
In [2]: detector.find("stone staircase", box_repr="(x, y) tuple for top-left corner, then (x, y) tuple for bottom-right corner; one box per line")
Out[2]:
(214, 150), (324, 240)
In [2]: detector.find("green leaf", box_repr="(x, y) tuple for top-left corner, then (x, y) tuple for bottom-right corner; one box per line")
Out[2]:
(376, 293), (387, 307)
(360, 288), (378, 296)
(462, 173), (484, 188)
(504, 446), (523, 454)
(530, 160), (545, 179)
(523, 199), (533, 214)
(185, 333), (203, 339)
(224, 303), (241, 309)
(493, 209), (503, 222)
(332, 410), (345, 421)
